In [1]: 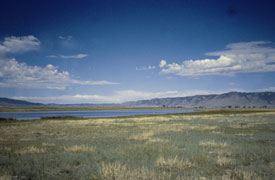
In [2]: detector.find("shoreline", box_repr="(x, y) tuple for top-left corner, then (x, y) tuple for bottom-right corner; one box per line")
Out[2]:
(1, 108), (275, 122)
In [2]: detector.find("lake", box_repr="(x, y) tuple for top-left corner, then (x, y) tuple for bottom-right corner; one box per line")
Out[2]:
(0, 109), (195, 120)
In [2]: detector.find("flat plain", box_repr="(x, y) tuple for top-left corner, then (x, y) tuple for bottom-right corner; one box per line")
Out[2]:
(0, 109), (275, 179)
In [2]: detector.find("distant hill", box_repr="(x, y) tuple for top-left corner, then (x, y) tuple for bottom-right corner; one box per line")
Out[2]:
(48, 103), (120, 107)
(1, 92), (275, 107)
(122, 92), (275, 108)
(0, 97), (43, 107)
(0, 98), (119, 107)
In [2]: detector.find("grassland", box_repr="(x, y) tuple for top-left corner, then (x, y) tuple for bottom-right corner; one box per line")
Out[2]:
(0, 110), (275, 179)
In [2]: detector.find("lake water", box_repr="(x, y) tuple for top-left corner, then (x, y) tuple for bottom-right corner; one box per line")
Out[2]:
(0, 109), (195, 120)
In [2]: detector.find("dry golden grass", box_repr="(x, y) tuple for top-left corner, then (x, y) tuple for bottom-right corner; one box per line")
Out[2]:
(216, 150), (233, 157)
(216, 156), (235, 168)
(0, 174), (13, 180)
(199, 140), (228, 148)
(128, 124), (218, 142)
(269, 161), (275, 169)
(15, 146), (45, 155)
(128, 130), (168, 143)
(188, 125), (218, 131)
(41, 142), (55, 147)
(147, 137), (168, 143)
(221, 168), (263, 180)
(100, 162), (172, 180)
(155, 156), (194, 171)
(234, 133), (253, 136)
(129, 131), (155, 141)
(63, 145), (95, 153)
(229, 124), (255, 129)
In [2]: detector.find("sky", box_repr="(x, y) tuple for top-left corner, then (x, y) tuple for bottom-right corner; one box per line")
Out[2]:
(0, 0), (275, 104)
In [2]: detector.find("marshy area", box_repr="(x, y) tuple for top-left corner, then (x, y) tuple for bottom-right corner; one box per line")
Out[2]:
(0, 109), (275, 179)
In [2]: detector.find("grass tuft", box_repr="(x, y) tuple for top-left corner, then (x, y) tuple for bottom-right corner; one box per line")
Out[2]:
(155, 156), (194, 171)
(63, 145), (95, 153)
(216, 156), (235, 168)
(199, 140), (228, 148)
(99, 162), (172, 180)
(15, 146), (45, 155)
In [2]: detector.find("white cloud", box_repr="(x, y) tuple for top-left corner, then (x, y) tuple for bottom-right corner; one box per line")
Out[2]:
(0, 35), (40, 55)
(60, 54), (88, 59)
(136, 65), (156, 71)
(71, 80), (119, 85)
(159, 59), (167, 67)
(58, 35), (72, 41)
(0, 35), (117, 89)
(46, 54), (88, 59)
(160, 41), (275, 76)
(46, 55), (58, 58)
(0, 58), (118, 89)
(256, 87), (275, 92)
(13, 89), (223, 104)
(13, 95), (115, 104)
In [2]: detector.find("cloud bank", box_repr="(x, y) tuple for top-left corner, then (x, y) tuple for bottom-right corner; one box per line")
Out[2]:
(160, 41), (275, 76)
(0, 35), (40, 55)
(0, 58), (118, 89)
(0, 35), (117, 89)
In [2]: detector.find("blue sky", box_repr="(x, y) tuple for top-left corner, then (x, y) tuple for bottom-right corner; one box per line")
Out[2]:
(0, 0), (275, 104)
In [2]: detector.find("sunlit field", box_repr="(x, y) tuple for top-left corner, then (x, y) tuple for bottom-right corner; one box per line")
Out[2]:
(0, 110), (275, 179)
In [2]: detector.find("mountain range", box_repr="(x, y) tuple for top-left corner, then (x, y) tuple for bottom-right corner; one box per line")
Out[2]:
(122, 91), (275, 108)
(1, 92), (275, 107)
(0, 97), (43, 107)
